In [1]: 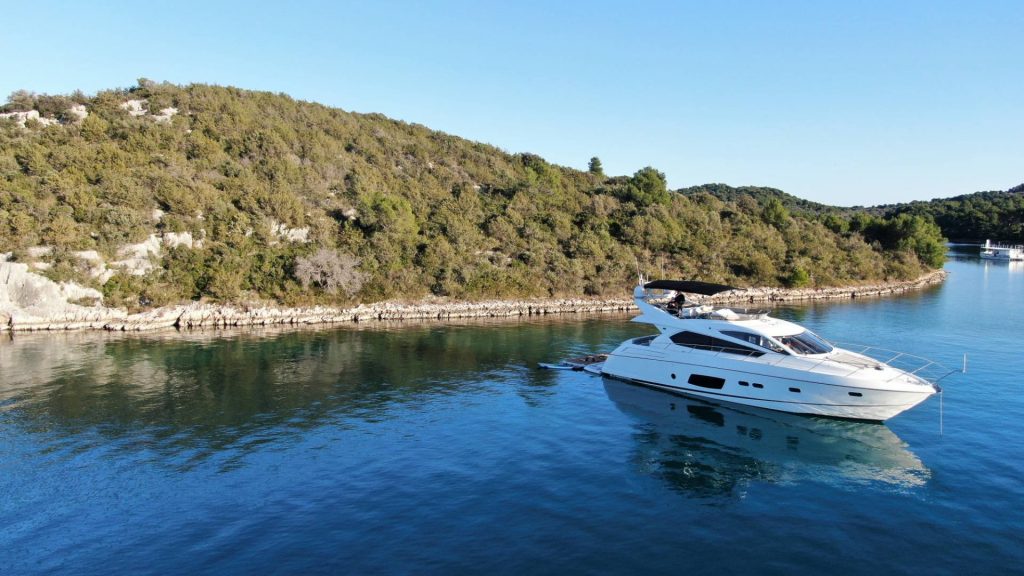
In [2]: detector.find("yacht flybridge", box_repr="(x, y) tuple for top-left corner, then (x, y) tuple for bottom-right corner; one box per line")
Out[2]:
(588, 280), (954, 421)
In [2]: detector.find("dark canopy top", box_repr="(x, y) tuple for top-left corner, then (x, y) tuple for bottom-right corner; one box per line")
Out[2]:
(643, 280), (737, 295)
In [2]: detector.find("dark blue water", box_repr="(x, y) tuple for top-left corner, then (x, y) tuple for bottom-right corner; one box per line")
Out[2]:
(2, 257), (1021, 575)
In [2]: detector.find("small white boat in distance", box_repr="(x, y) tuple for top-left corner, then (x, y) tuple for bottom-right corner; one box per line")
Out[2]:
(980, 240), (1024, 261)
(598, 280), (952, 421)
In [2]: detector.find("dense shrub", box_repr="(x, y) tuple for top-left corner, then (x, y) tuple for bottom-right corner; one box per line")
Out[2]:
(294, 249), (365, 296)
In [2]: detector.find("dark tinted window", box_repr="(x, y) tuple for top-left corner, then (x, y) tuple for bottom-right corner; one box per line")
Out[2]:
(669, 331), (763, 356)
(687, 374), (726, 389)
(721, 330), (788, 354)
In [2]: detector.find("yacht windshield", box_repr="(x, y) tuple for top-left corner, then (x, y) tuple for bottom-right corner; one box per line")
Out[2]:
(778, 331), (833, 355)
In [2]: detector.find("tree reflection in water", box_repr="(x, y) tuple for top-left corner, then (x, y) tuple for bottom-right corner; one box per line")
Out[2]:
(0, 316), (642, 470)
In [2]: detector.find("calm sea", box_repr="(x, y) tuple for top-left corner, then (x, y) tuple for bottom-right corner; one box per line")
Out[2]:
(2, 253), (1021, 575)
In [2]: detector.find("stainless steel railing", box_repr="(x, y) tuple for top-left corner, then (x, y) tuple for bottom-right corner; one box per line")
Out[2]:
(829, 342), (957, 384)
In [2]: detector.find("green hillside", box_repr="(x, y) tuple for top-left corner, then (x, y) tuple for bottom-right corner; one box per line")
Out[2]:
(0, 81), (946, 309)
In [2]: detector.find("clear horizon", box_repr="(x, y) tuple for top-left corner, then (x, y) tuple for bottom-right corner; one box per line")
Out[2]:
(1, 1), (1020, 206)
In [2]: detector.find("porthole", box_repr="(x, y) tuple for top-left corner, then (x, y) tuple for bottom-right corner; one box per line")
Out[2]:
(739, 381), (749, 387)
(789, 387), (801, 393)
(848, 392), (863, 397)
(752, 383), (764, 389)
(671, 373), (676, 379)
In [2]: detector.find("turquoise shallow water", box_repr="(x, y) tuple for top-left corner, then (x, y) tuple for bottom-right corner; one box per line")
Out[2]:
(1, 256), (1022, 575)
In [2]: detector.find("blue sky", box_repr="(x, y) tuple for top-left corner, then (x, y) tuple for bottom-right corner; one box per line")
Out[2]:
(2, 0), (1021, 206)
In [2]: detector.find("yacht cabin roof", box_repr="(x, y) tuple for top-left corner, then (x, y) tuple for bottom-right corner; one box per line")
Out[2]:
(719, 316), (805, 338)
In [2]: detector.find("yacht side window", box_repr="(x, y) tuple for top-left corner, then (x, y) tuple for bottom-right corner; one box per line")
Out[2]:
(721, 330), (788, 355)
(669, 331), (763, 356)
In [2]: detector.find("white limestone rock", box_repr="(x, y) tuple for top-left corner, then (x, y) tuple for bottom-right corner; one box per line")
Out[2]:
(72, 250), (115, 283)
(163, 231), (200, 249)
(109, 232), (203, 276)
(119, 100), (178, 123)
(121, 99), (147, 116)
(0, 261), (123, 330)
(271, 221), (310, 243)
(66, 104), (88, 122)
(152, 107), (178, 123)
(111, 234), (162, 275)
(0, 109), (58, 127)
(26, 246), (53, 259)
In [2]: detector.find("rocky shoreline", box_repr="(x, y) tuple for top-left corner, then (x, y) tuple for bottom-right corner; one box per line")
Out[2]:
(0, 265), (947, 333)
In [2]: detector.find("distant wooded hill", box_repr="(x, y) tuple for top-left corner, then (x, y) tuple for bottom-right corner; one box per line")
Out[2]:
(0, 81), (950, 308)
(880, 185), (1024, 243)
(685, 182), (1024, 244)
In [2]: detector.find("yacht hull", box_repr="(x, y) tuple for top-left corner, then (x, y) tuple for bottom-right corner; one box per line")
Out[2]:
(600, 345), (937, 421)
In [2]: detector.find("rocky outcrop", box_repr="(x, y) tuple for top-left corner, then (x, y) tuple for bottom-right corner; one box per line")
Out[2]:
(66, 104), (88, 122)
(109, 232), (204, 275)
(270, 221), (310, 244)
(0, 261), (121, 331)
(0, 109), (59, 127)
(0, 268), (948, 333)
(120, 99), (178, 123)
(0, 104), (87, 127)
(152, 107), (178, 123)
(110, 235), (162, 275)
(121, 99), (147, 116)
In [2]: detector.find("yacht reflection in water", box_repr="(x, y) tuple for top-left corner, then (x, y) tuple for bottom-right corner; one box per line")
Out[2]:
(603, 378), (929, 496)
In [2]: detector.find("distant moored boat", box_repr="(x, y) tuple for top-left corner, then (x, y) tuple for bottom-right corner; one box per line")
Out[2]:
(980, 240), (1024, 261)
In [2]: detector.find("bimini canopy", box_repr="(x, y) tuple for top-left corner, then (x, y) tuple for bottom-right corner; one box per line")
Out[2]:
(643, 280), (737, 296)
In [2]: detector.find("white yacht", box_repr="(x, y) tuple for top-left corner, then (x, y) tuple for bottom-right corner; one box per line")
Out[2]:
(596, 280), (951, 421)
(980, 239), (1024, 261)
